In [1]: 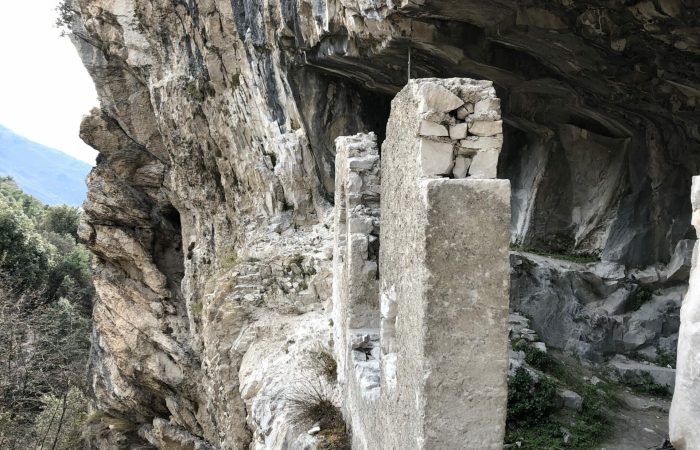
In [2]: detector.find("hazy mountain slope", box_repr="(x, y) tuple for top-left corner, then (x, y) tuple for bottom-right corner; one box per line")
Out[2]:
(0, 124), (91, 206)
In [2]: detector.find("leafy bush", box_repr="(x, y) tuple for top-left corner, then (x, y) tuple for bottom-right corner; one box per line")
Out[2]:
(627, 286), (653, 312)
(56, 0), (76, 35)
(44, 204), (81, 238)
(655, 347), (676, 368)
(512, 339), (558, 372)
(506, 351), (614, 449)
(32, 387), (88, 450)
(507, 368), (558, 426)
(0, 179), (93, 448)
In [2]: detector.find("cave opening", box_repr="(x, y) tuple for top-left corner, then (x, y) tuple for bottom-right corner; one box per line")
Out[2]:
(288, 67), (393, 203)
(153, 204), (186, 299)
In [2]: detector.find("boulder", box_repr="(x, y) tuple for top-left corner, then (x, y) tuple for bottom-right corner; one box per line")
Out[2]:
(610, 355), (675, 392)
(558, 389), (583, 411)
(667, 239), (695, 282)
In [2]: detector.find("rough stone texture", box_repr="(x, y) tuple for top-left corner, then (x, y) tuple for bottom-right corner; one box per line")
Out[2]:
(334, 79), (510, 450)
(511, 252), (685, 362)
(332, 133), (381, 389)
(670, 176), (700, 450)
(67, 0), (700, 447)
(610, 355), (675, 392)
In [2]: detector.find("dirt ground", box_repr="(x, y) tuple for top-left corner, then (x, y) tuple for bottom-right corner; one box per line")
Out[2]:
(599, 391), (671, 450)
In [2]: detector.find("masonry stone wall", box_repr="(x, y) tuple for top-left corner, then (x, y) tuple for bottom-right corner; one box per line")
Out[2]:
(332, 133), (382, 391)
(333, 78), (511, 449)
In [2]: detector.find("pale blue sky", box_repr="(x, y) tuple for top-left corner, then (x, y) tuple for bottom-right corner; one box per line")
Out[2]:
(0, 0), (99, 164)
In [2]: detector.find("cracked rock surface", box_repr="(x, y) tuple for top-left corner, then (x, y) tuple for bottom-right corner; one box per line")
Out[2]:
(70, 0), (698, 448)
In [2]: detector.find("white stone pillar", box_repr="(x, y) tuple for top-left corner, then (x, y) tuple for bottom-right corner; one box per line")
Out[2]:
(670, 176), (700, 450)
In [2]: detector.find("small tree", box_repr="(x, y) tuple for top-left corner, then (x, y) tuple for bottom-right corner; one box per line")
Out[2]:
(44, 205), (81, 239)
(56, 0), (76, 36)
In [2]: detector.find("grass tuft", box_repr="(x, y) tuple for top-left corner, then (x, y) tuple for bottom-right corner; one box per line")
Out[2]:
(285, 381), (349, 450)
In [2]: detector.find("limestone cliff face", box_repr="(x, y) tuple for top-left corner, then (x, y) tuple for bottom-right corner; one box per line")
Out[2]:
(71, 0), (699, 448)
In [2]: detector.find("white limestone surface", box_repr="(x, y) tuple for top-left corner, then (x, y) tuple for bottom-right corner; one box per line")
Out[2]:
(670, 176), (700, 450)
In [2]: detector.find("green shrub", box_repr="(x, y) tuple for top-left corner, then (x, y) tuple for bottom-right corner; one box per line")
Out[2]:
(44, 204), (81, 238)
(512, 339), (558, 372)
(506, 353), (614, 449)
(627, 286), (653, 312)
(507, 368), (558, 426)
(655, 347), (676, 368)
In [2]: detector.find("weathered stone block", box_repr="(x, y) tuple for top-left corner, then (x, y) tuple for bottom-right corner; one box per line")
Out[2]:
(418, 82), (464, 113)
(474, 97), (501, 116)
(419, 139), (454, 176)
(469, 148), (500, 179)
(449, 122), (469, 140)
(452, 155), (471, 178)
(456, 104), (474, 119)
(470, 120), (503, 136)
(419, 120), (449, 137)
(460, 135), (504, 151)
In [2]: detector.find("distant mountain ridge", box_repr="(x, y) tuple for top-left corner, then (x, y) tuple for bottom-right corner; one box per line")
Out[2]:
(0, 124), (92, 206)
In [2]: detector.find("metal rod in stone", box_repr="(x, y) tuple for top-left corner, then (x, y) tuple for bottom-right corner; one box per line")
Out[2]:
(407, 44), (412, 83)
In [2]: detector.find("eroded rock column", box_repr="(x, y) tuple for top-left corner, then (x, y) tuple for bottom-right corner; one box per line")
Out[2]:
(334, 78), (510, 449)
(670, 176), (700, 450)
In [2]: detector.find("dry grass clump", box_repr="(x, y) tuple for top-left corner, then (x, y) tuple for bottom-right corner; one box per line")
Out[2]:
(285, 380), (349, 450)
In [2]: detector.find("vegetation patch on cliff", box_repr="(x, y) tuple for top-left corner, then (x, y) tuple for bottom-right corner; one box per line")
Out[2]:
(0, 178), (93, 449)
(506, 342), (617, 449)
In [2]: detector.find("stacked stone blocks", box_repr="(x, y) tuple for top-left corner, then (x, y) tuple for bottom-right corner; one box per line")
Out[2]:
(333, 78), (510, 449)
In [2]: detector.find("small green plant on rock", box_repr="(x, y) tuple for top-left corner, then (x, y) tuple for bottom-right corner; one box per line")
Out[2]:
(220, 251), (238, 269)
(505, 349), (615, 449)
(627, 286), (653, 312)
(655, 347), (676, 368)
(512, 339), (558, 372)
(290, 253), (305, 265)
(507, 367), (558, 426)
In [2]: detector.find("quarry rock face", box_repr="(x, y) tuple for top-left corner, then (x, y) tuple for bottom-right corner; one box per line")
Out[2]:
(69, 0), (699, 448)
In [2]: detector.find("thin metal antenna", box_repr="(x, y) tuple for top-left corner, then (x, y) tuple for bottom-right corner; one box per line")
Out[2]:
(407, 44), (412, 83)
